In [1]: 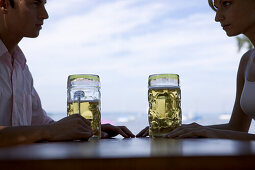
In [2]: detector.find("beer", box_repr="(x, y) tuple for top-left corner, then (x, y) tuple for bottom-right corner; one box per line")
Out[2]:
(148, 86), (182, 137)
(67, 100), (101, 138)
(67, 74), (101, 140)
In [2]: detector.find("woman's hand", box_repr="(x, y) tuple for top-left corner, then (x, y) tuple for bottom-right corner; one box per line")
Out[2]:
(136, 126), (149, 137)
(164, 123), (218, 138)
(101, 124), (135, 138)
(135, 123), (218, 138)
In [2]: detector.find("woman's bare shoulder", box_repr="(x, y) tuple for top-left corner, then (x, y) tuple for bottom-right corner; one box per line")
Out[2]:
(240, 49), (254, 64)
(239, 49), (254, 70)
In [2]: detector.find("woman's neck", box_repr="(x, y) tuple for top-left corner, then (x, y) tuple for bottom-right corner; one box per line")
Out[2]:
(244, 27), (255, 47)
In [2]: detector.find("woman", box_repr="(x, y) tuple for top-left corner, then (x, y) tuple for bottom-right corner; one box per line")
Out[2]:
(137, 0), (255, 140)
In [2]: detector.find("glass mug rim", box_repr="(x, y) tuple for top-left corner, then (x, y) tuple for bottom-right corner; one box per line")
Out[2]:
(148, 73), (179, 80)
(148, 73), (180, 88)
(67, 74), (100, 89)
(68, 74), (100, 82)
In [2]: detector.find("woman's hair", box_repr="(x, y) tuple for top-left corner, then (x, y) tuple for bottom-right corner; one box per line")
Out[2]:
(208, 0), (217, 11)
(10, 0), (14, 8)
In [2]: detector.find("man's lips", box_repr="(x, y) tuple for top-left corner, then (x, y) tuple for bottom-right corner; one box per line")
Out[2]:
(221, 24), (231, 30)
(35, 24), (43, 29)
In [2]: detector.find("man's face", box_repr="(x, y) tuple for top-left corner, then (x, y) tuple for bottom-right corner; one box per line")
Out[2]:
(6, 0), (48, 38)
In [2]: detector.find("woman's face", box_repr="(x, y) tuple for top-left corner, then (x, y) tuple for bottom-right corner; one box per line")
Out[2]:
(214, 0), (255, 36)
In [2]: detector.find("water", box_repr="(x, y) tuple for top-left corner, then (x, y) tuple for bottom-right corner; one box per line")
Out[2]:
(48, 112), (255, 135)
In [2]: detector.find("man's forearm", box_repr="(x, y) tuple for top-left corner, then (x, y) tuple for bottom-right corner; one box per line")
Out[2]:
(0, 125), (51, 147)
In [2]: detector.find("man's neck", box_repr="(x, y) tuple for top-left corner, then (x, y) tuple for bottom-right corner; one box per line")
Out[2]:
(0, 33), (22, 55)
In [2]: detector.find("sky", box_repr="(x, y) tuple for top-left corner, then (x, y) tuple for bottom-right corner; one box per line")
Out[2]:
(20, 0), (245, 116)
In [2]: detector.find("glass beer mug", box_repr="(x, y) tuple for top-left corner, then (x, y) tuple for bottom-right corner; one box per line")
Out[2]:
(67, 74), (101, 139)
(148, 74), (182, 137)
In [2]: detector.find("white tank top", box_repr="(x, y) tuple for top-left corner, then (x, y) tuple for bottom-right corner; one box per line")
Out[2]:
(240, 54), (255, 119)
(240, 80), (255, 119)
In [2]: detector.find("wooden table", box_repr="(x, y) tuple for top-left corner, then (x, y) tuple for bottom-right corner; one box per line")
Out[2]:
(0, 137), (254, 170)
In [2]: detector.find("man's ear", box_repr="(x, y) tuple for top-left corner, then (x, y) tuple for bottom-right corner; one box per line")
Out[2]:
(0, 0), (8, 14)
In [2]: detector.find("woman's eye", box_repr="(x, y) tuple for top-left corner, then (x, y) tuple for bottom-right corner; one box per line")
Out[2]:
(222, 1), (232, 7)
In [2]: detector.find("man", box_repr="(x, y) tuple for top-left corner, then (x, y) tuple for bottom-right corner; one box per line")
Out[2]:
(0, 0), (134, 147)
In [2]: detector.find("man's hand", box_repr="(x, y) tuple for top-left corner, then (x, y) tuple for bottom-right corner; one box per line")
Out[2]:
(46, 114), (93, 141)
(101, 124), (135, 138)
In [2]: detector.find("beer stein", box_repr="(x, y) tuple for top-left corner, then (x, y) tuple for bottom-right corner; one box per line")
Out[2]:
(148, 74), (182, 137)
(67, 74), (101, 139)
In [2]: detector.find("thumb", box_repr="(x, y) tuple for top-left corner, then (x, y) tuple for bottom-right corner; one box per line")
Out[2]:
(101, 131), (109, 139)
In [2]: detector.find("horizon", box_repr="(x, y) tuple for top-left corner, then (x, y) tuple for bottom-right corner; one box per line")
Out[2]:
(20, 0), (245, 116)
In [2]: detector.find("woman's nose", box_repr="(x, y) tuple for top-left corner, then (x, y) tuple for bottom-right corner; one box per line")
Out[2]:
(215, 10), (224, 22)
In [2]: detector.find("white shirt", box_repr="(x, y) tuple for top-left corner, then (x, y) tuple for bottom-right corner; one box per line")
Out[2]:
(0, 40), (53, 126)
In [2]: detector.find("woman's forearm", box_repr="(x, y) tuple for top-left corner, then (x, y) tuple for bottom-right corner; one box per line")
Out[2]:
(207, 123), (230, 130)
(214, 128), (255, 140)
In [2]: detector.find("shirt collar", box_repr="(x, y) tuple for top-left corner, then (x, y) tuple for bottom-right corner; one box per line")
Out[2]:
(0, 39), (8, 56)
(12, 45), (27, 70)
(0, 39), (27, 70)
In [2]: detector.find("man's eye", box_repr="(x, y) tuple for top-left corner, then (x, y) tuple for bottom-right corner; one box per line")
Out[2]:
(33, 0), (42, 6)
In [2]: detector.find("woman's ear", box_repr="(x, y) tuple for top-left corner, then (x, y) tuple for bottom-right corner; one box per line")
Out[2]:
(0, 0), (8, 14)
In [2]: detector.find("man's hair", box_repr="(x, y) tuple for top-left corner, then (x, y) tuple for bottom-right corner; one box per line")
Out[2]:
(10, 0), (14, 8)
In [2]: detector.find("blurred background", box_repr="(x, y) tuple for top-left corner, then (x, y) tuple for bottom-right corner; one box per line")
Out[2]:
(19, 0), (253, 134)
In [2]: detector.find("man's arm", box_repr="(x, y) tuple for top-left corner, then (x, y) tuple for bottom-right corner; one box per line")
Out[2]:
(0, 114), (93, 147)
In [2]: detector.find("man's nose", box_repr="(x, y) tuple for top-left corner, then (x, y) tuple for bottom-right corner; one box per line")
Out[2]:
(39, 5), (49, 20)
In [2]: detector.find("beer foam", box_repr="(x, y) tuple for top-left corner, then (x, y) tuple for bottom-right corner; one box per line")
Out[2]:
(149, 85), (180, 90)
(67, 99), (100, 103)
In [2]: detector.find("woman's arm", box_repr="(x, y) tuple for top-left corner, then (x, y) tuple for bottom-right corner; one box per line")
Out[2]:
(163, 51), (254, 139)
(164, 123), (255, 140)
(137, 50), (254, 138)
(208, 50), (252, 132)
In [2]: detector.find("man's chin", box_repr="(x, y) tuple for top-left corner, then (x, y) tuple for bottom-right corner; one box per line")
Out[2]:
(25, 32), (40, 38)
(226, 31), (239, 37)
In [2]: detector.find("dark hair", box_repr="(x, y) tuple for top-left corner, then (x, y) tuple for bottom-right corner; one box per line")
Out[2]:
(10, 0), (14, 8)
(208, 0), (217, 11)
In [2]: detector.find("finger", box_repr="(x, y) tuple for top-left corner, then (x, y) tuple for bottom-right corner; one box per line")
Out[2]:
(101, 131), (109, 139)
(142, 128), (149, 137)
(136, 126), (149, 137)
(164, 128), (188, 138)
(101, 124), (129, 138)
(101, 124), (112, 131)
(176, 131), (204, 139)
(77, 131), (93, 139)
(79, 125), (93, 133)
(75, 118), (92, 130)
(68, 114), (91, 127)
(166, 123), (198, 136)
(113, 127), (129, 138)
(119, 126), (135, 137)
(77, 115), (91, 127)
